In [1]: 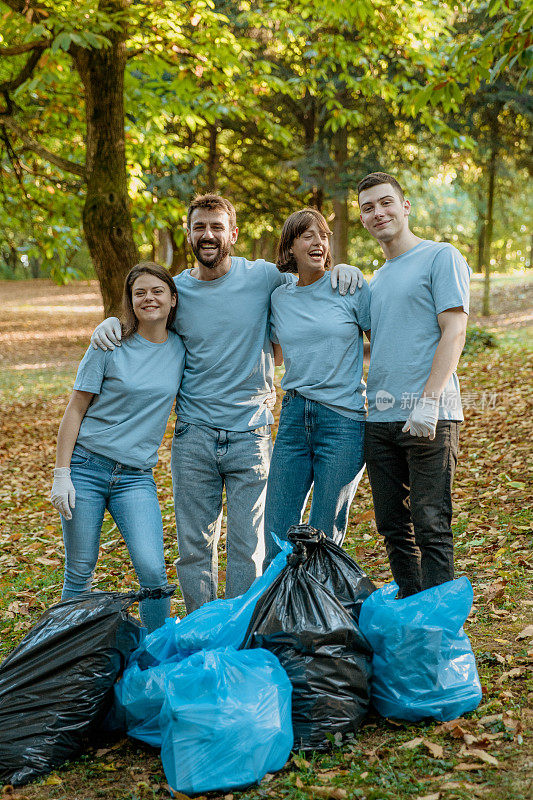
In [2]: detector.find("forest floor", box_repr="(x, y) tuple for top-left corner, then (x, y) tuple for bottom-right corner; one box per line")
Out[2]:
(0, 270), (531, 800)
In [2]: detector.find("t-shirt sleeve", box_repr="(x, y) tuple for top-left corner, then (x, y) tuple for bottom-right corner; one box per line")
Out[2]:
(431, 245), (471, 315)
(351, 280), (372, 331)
(263, 260), (294, 294)
(269, 293), (280, 343)
(73, 346), (107, 394)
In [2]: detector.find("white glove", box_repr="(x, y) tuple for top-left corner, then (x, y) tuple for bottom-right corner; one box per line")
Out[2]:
(402, 397), (439, 440)
(91, 317), (122, 350)
(264, 387), (277, 410)
(51, 467), (76, 520)
(330, 264), (364, 295)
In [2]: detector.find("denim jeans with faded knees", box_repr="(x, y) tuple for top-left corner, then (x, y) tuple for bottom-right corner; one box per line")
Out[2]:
(364, 421), (460, 598)
(170, 421), (272, 613)
(61, 444), (171, 632)
(263, 390), (366, 568)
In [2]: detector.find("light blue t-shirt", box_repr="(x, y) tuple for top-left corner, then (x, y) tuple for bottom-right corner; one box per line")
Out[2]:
(270, 272), (372, 419)
(74, 331), (186, 468)
(366, 240), (471, 422)
(171, 257), (290, 431)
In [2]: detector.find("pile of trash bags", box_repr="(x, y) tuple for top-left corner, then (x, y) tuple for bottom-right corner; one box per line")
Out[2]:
(0, 526), (482, 793)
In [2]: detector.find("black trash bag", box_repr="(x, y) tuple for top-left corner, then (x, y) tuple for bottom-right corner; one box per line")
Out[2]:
(241, 536), (372, 752)
(288, 525), (376, 623)
(0, 586), (174, 786)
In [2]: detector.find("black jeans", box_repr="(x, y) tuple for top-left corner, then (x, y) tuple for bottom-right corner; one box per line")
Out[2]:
(364, 421), (460, 597)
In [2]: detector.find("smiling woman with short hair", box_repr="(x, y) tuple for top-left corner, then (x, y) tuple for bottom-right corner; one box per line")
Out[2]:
(263, 209), (371, 567)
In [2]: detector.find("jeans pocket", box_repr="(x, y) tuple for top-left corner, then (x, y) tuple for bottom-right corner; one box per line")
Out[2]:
(70, 446), (91, 466)
(174, 421), (191, 437)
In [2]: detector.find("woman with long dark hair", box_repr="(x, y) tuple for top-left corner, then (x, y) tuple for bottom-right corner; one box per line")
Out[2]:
(263, 209), (371, 566)
(50, 262), (185, 631)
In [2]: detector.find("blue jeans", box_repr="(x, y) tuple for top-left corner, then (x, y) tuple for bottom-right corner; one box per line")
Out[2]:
(263, 391), (365, 567)
(61, 444), (171, 632)
(170, 421), (273, 613)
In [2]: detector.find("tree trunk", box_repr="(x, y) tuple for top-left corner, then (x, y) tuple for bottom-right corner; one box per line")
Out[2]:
(153, 228), (174, 268)
(29, 256), (41, 278)
(331, 126), (349, 265)
(475, 211), (485, 274)
(206, 123), (218, 192)
(482, 146), (497, 316)
(73, 6), (140, 317)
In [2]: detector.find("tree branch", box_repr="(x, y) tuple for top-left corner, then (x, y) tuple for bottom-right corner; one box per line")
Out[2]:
(0, 116), (86, 178)
(0, 44), (46, 93)
(0, 38), (48, 56)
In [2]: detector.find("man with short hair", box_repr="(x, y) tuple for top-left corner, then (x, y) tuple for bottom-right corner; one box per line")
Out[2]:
(91, 194), (363, 612)
(358, 172), (470, 598)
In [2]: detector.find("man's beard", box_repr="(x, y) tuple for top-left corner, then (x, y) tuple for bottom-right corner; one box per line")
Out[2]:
(191, 238), (231, 269)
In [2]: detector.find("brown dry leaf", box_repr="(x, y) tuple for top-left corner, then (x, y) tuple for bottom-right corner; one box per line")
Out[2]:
(415, 794), (440, 800)
(424, 740), (444, 758)
(467, 749), (499, 766)
(484, 579), (506, 601)
(454, 763), (487, 771)
(497, 667), (524, 684)
(317, 769), (349, 778)
(295, 777), (304, 789)
(433, 719), (471, 738)
(292, 755), (311, 769)
(517, 624), (533, 640)
(479, 714), (502, 725)
(400, 736), (424, 750)
(441, 782), (486, 797)
(307, 787), (347, 800)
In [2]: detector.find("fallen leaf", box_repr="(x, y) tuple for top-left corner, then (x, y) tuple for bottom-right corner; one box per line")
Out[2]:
(43, 775), (62, 785)
(415, 794), (440, 800)
(479, 713), (503, 725)
(424, 741), (444, 758)
(497, 667), (524, 684)
(400, 737), (424, 750)
(517, 625), (533, 640)
(307, 788), (347, 800)
(467, 749), (499, 766)
(318, 769), (348, 778)
(454, 762), (487, 771)
(295, 777), (304, 789)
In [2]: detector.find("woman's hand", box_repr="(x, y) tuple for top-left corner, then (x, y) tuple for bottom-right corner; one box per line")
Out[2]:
(51, 467), (76, 519)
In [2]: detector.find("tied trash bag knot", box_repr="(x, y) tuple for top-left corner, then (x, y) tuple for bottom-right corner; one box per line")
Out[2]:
(136, 584), (177, 602)
(286, 524), (325, 565)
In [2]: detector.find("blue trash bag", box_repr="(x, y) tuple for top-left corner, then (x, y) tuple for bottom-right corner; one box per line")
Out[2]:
(159, 647), (293, 795)
(130, 537), (292, 670)
(109, 662), (180, 747)
(358, 577), (482, 722)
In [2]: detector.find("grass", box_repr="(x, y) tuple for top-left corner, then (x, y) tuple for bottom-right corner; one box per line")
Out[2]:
(0, 276), (531, 800)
